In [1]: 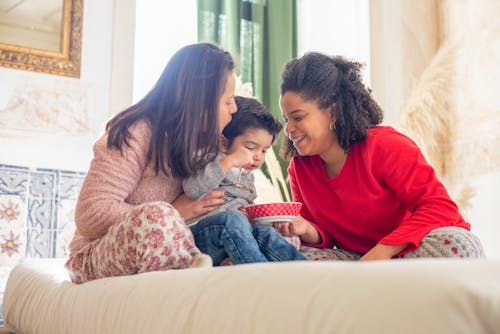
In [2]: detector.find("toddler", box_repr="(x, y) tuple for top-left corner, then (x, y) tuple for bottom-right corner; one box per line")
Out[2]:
(183, 96), (305, 265)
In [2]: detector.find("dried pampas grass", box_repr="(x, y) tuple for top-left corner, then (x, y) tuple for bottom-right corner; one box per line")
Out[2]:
(397, 40), (475, 213)
(397, 41), (457, 178)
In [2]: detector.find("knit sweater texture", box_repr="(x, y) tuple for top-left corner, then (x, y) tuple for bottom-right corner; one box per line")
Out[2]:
(289, 126), (470, 254)
(69, 121), (182, 253)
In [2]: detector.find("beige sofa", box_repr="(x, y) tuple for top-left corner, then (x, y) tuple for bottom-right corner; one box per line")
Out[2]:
(3, 257), (500, 334)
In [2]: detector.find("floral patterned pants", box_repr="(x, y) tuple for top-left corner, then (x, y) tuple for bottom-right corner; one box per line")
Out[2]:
(300, 227), (485, 261)
(65, 202), (201, 284)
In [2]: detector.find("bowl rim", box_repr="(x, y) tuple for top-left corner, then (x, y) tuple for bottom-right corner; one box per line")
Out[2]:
(245, 201), (303, 209)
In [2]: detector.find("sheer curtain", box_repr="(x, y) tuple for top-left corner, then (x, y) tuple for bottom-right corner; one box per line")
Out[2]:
(133, 1), (197, 102)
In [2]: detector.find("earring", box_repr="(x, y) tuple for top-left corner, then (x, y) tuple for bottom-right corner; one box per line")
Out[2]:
(329, 122), (335, 131)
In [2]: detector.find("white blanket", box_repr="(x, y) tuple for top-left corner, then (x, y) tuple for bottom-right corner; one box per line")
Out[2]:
(3, 258), (500, 334)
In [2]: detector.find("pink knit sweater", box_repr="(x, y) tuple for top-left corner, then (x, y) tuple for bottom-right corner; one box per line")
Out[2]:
(69, 121), (183, 253)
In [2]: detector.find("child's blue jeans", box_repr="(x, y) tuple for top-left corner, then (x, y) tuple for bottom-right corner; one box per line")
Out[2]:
(189, 211), (306, 265)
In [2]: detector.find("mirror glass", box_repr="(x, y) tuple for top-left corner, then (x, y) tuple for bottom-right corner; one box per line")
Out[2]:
(0, 0), (82, 77)
(0, 0), (63, 52)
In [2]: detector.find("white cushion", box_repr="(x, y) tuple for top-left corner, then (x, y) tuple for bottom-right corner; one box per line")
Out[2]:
(4, 258), (500, 334)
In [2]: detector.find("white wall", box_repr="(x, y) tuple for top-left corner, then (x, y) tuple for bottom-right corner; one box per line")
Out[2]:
(466, 172), (500, 259)
(297, 0), (371, 86)
(369, 0), (440, 125)
(110, 0), (136, 116)
(133, 0), (197, 102)
(0, 0), (114, 172)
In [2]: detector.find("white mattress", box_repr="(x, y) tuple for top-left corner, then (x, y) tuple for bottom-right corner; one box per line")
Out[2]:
(3, 258), (500, 334)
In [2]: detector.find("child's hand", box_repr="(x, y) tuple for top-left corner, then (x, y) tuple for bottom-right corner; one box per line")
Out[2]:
(223, 146), (254, 170)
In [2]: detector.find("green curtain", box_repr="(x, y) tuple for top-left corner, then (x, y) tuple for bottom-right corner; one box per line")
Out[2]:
(198, 0), (296, 199)
(197, 0), (296, 122)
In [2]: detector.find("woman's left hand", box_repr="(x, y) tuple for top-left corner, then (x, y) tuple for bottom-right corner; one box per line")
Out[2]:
(273, 216), (309, 237)
(359, 243), (409, 261)
(172, 190), (225, 221)
(273, 215), (321, 244)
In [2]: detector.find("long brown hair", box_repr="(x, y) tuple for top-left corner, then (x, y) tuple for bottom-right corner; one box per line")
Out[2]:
(106, 43), (235, 178)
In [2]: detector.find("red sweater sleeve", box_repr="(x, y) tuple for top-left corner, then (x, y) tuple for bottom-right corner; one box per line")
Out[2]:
(374, 129), (469, 251)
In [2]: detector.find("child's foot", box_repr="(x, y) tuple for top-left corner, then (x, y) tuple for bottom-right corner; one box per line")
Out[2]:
(189, 253), (213, 268)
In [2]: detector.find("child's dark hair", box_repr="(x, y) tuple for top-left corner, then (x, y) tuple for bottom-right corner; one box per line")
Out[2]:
(222, 96), (282, 146)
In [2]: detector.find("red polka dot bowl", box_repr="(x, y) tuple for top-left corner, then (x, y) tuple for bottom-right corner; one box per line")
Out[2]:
(245, 202), (303, 225)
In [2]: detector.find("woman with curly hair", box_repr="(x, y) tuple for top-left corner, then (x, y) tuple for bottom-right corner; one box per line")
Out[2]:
(274, 52), (485, 260)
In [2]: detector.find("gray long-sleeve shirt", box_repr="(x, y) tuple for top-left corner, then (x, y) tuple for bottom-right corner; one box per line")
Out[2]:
(182, 152), (257, 226)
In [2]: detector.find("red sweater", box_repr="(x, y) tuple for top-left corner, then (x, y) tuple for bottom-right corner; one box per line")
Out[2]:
(289, 126), (469, 254)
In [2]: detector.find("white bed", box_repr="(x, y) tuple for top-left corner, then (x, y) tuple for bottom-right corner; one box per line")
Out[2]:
(3, 258), (500, 334)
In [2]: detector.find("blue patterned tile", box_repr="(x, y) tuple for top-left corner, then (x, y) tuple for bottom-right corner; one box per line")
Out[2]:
(0, 195), (27, 266)
(0, 194), (26, 224)
(29, 170), (57, 199)
(0, 227), (26, 267)
(27, 197), (57, 230)
(58, 171), (85, 200)
(26, 228), (53, 258)
(0, 164), (29, 196)
(55, 227), (74, 258)
(0, 163), (84, 262)
(55, 199), (77, 258)
(0, 229), (26, 262)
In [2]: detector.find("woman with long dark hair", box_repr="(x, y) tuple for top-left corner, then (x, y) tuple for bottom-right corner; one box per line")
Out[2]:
(66, 43), (237, 283)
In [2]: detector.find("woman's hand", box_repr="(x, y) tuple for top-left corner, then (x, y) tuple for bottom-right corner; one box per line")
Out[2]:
(273, 215), (321, 244)
(359, 243), (409, 261)
(172, 190), (225, 221)
(273, 215), (308, 236)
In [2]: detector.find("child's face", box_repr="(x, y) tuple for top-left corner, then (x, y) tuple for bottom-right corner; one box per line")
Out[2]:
(225, 128), (274, 171)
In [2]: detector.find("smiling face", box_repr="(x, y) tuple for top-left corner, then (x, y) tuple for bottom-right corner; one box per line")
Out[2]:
(280, 91), (337, 158)
(218, 72), (238, 132)
(224, 128), (274, 171)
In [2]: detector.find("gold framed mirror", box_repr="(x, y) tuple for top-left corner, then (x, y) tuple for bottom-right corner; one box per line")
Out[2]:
(0, 0), (83, 78)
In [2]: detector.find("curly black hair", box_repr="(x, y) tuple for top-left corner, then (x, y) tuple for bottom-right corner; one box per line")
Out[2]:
(279, 52), (383, 160)
(223, 96), (282, 146)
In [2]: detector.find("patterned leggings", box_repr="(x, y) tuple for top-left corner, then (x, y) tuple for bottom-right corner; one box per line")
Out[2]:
(300, 227), (485, 261)
(65, 202), (201, 284)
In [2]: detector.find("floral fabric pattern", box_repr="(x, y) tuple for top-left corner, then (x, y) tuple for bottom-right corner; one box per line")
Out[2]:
(65, 202), (201, 284)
